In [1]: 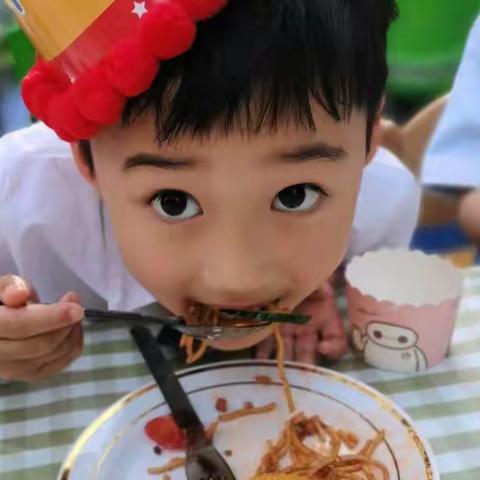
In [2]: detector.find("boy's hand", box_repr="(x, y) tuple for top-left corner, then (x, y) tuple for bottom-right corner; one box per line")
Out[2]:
(256, 282), (348, 364)
(0, 275), (84, 383)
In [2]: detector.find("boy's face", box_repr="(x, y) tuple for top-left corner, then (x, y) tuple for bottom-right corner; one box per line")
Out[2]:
(75, 105), (372, 347)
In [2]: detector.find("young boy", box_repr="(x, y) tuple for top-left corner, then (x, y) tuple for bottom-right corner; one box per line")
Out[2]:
(422, 16), (480, 244)
(0, 0), (418, 382)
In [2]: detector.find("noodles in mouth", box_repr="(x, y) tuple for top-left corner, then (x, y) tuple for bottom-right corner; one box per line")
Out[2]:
(180, 303), (218, 364)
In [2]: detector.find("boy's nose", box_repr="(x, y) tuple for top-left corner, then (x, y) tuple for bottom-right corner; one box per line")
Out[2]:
(196, 233), (286, 306)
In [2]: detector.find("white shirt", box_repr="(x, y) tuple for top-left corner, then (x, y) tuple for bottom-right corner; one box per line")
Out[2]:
(0, 123), (420, 311)
(422, 16), (480, 188)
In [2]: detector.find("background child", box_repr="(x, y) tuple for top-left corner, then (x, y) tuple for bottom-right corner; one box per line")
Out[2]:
(421, 16), (480, 245)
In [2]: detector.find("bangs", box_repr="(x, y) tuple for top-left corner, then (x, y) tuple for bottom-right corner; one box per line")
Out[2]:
(123, 0), (398, 143)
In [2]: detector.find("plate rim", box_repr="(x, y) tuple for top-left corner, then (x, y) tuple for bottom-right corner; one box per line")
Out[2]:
(57, 359), (440, 480)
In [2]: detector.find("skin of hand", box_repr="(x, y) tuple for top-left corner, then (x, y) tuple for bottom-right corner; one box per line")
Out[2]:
(459, 190), (480, 244)
(256, 279), (348, 364)
(377, 118), (404, 160)
(0, 275), (84, 383)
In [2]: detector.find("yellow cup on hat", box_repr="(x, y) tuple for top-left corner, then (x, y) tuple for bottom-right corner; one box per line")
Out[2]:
(4, 0), (148, 78)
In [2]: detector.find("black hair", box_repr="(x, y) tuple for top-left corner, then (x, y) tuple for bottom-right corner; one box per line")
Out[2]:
(81, 0), (398, 169)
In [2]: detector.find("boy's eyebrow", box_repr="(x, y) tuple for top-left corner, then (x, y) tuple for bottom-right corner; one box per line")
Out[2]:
(278, 142), (348, 162)
(123, 153), (194, 171)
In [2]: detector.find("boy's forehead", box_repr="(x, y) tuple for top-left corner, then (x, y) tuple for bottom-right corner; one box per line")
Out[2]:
(94, 105), (367, 159)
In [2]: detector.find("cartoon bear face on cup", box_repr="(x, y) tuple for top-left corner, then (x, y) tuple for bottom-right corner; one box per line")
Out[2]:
(366, 322), (419, 350)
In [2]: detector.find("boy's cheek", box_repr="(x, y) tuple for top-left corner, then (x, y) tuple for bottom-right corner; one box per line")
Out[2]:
(207, 325), (274, 351)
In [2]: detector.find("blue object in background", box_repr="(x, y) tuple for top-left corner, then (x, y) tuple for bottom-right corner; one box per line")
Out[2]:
(0, 82), (29, 134)
(412, 223), (479, 264)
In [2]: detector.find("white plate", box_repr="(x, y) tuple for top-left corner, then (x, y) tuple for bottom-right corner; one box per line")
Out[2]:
(58, 360), (439, 480)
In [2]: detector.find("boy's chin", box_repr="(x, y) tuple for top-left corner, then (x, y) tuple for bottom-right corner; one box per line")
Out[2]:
(207, 325), (274, 351)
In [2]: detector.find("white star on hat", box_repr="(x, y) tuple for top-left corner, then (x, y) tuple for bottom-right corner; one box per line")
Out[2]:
(132, 1), (148, 19)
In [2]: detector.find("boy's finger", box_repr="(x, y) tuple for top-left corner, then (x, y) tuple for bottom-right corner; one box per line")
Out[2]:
(256, 336), (274, 359)
(0, 324), (73, 362)
(0, 276), (33, 308)
(0, 303), (84, 340)
(33, 324), (83, 368)
(295, 335), (317, 364)
(282, 332), (294, 361)
(59, 291), (81, 304)
(0, 326), (74, 373)
(318, 336), (348, 360)
(22, 338), (83, 384)
(0, 361), (33, 382)
(31, 325), (83, 382)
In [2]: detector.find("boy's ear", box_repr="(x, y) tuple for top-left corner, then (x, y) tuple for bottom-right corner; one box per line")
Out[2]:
(70, 142), (99, 190)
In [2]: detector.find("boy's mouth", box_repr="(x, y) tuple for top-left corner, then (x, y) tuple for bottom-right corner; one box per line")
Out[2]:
(192, 298), (284, 314)
(211, 304), (270, 311)
(184, 301), (284, 327)
(183, 300), (309, 332)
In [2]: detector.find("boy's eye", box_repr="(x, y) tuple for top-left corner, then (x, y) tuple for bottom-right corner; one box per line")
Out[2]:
(151, 190), (202, 221)
(272, 184), (326, 213)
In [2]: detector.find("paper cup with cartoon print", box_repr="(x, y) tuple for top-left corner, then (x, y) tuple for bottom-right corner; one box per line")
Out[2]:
(345, 249), (463, 373)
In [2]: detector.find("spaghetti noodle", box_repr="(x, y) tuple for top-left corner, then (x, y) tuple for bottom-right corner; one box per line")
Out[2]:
(251, 325), (389, 480)
(147, 457), (186, 475)
(218, 402), (277, 423)
(180, 335), (209, 365)
(180, 303), (220, 364)
(251, 413), (388, 479)
(274, 325), (296, 414)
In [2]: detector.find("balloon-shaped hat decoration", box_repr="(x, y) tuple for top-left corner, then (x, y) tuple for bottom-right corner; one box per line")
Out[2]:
(4, 0), (229, 141)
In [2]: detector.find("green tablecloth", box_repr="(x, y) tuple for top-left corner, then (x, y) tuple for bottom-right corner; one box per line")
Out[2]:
(1, 268), (480, 479)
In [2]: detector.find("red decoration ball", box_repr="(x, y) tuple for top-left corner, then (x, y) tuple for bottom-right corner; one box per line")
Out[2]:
(21, 61), (70, 123)
(177, 0), (228, 20)
(51, 127), (77, 143)
(140, 1), (196, 59)
(73, 66), (126, 124)
(105, 38), (160, 97)
(48, 91), (100, 141)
